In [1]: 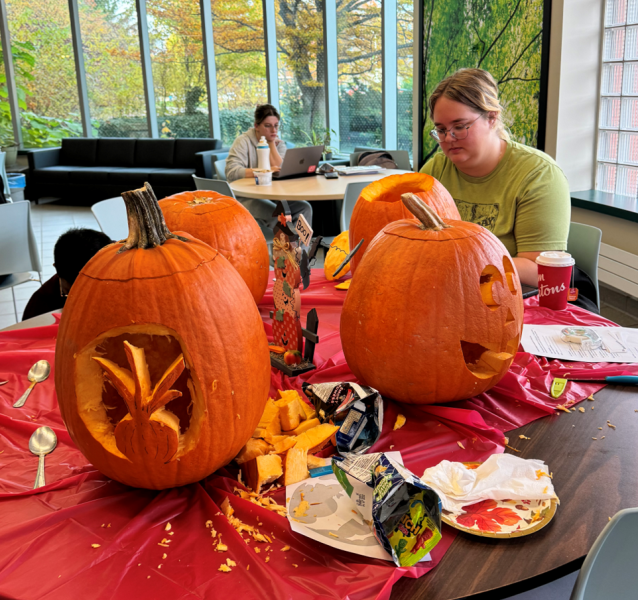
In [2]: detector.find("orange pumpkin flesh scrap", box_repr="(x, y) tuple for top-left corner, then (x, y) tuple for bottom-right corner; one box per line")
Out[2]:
(324, 231), (351, 281)
(278, 389), (315, 420)
(276, 397), (303, 432)
(243, 454), (283, 494)
(291, 418), (321, 436)
(349, 173), (460, 274)
(55, 183), (271, 490)
(284, 447), (309, 486)
(341, 193), (524, 404)
(294, 423), (340, 454)
(271, 436), (298, 454)
(235, 438), (273, 465)
(159, 190), (270, 303)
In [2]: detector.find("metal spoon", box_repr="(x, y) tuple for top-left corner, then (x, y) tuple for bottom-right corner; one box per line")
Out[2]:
(13, 361), (50, 408)
(29, 426), (57, 489)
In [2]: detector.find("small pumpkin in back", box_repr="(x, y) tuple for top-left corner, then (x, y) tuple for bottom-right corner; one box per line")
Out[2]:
(349, 173), (460, 274)
(55, 184), (271, 489)
(341, 193), (524, 404)
(159, 190), (270, 303)
(324, 230), (351, 281)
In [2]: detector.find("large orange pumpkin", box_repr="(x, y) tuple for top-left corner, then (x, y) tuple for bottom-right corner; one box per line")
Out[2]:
(349, 173), (460, 274)
(341, 193), (524, 404)
(55, 184), (271, 489)
(159, 190), (270, 303)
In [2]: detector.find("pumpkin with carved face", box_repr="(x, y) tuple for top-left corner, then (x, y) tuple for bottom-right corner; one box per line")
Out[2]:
(55, 184), (271, 489)
(340, 194), (524, 404)
(349, 173), (460, 275)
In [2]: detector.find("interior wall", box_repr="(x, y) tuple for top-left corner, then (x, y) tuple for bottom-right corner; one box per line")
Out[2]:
(544, 0), (603, 192)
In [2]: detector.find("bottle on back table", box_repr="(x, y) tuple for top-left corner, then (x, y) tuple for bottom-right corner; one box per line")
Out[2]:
(257, 137), (270, 171)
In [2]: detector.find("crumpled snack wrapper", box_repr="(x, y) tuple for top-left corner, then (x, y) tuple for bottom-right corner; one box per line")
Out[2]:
(333, 452), (442, 567)
(302, 381), (383, 456)
(421, 454), (558, 517)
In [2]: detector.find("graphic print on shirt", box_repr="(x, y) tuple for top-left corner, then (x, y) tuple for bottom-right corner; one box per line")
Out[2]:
(455, 200), (500, 232)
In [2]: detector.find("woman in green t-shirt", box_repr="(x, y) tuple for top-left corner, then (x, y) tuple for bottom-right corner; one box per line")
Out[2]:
(420, 68), (571, 288)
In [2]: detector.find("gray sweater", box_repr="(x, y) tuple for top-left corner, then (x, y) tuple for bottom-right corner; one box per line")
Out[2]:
(226, 128), (287, 182)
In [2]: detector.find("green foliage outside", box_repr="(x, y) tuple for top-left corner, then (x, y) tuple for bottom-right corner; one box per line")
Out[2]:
(422, 0), (544, 163)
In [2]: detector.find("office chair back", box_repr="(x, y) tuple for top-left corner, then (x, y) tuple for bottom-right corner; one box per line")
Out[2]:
(341, 181), (369, 232)
(91, 197), (128, 242)
(567, 222), (602, 308)
(0, 200), (42, 276)
(571, 508), (638, 600)
(215, 159), (228, 181)
(193, 175), (236, 198)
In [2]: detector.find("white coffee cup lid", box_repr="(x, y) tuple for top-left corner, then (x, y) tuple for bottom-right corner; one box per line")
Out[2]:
(535, 251), (575, 267)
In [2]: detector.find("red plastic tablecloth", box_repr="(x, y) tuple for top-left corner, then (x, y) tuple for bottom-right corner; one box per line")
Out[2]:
(1, 270), (636, 600)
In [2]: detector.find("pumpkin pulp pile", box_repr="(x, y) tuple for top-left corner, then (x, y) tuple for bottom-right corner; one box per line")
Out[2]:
(55, 183), (271, 490)
(235, 389), (337, 493)
(341, 193), (524, 404)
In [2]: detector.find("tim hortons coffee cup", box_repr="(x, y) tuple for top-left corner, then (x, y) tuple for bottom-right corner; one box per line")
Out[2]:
(535, 251), (575, 310)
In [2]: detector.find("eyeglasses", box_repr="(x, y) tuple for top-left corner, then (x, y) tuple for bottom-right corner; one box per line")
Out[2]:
(429, 115), (482, 143)
(262, 123), (280, 130)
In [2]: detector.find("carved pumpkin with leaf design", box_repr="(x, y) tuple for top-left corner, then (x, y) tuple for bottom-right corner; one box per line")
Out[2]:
(55, 183), (271, 489)
(341, 193), (524, 404)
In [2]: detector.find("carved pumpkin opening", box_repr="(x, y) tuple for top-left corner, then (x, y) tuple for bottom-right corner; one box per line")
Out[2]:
(461, 340), (515, 380)
(97, 332), (194, 435)
(502, 256), (518, 295)
(75, 323), (205, 463)
(505, 308), (516, 325)
(479, 265), (503, 310)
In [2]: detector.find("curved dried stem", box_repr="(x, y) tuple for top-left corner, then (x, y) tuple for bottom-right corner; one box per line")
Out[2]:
(119, 182), (188, 252)
(401, 193), (452, 231)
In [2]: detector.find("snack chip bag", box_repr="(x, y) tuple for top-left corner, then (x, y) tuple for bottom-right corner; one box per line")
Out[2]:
(332, 453), (442, 567)
(302, 381), (383, 456)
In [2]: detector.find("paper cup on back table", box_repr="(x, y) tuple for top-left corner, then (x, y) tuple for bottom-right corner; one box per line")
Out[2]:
(254, 170), (273, 186)
(536, 251), (575, 310)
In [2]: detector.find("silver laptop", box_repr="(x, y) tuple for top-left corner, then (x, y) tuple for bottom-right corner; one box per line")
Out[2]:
(272, 145), (324, 180)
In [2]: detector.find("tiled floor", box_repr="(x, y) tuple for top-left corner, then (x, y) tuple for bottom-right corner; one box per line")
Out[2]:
(0, 202), (99, 329)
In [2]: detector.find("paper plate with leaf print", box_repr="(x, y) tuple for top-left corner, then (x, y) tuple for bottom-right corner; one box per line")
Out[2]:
(440, 463), (558, 539)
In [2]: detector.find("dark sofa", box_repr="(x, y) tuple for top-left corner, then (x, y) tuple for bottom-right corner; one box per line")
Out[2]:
(27, 137), (224, 203)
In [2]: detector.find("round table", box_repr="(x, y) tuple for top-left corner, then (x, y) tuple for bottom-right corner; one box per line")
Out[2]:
(228, 169), (412, 201)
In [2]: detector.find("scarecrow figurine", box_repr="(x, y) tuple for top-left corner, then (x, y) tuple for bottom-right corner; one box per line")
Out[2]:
(272, 205), (303, 353)
(270, 202), (320, 375)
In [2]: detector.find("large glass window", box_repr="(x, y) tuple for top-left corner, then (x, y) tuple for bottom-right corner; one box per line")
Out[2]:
(0, 30), (14, 151)
(211, 0), (268, 147)
(6, 0), (83, 148)
(337, 0), (382, 153)
(148, 0), (210, 138)
(276, 0), (326, 147)
(597, 0), (638, 197)
(397, 0), (413, 154)
(79, 0), (148, 138)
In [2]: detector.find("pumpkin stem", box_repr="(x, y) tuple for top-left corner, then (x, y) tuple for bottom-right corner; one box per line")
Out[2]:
(119, 182), (188, 252)
(401, 193), (452, 231)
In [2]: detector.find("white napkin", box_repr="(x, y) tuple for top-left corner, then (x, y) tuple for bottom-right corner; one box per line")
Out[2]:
(421, 454), (557, 516)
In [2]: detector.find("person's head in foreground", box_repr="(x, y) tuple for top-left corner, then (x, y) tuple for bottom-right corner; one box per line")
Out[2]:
(55, 228), (112, 296)
(429, 68), (509, 176)
(254, 104), (281, 144)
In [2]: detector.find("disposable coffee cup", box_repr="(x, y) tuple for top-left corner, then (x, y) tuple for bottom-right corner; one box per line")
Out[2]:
(535, 252), (575, 310)
(254, 169), (272, 186)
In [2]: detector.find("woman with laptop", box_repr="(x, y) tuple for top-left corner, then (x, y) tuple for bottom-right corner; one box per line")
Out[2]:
(226, 104), (312, 229)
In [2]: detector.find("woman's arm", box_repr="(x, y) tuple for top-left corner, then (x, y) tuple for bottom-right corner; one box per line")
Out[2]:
(226, 136), (252, 182)
(269, 139), (284, 168)
(513, 252), (542, 287)
(512, 163), (571, 287)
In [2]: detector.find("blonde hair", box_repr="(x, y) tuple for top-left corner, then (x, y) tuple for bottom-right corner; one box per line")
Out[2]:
(428, 68), (510, 141)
